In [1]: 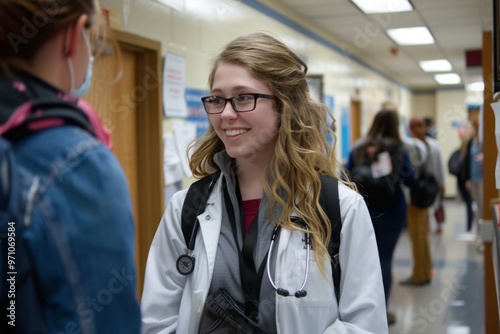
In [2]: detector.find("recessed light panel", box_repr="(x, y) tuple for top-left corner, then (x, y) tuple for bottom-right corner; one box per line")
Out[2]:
(387, 27), (435, 46)
(434, 73), (461, 85)
(351, 0), (413, 14)
(419, 60), (453, 72)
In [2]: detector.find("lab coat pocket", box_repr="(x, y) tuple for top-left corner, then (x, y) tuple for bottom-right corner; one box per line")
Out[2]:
(293, 249), (335, 307)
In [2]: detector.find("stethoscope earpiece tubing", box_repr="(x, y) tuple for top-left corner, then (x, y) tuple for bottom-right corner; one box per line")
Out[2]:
(266, 220), (311, 298)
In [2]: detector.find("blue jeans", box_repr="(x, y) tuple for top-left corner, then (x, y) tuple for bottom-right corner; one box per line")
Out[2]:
(371, 213), (403, 304)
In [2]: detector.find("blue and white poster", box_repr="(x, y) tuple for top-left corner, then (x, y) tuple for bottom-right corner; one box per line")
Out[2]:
(185, 87), (210, 137)
(341, 106), (350, 160)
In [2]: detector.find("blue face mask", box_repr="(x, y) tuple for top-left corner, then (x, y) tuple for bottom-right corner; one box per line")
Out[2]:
(428, 127), (438, 138)
(67, 30), (94, 98)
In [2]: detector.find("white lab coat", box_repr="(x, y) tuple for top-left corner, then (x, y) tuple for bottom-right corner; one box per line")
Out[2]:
(141, 176), (388, 334)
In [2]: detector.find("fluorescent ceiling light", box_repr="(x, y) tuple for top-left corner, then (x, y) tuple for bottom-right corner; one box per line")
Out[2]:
(387, 27), (435, 45)
(351, 0), (413, 13)
(419, 59), (453, 72)
(434, 73), (461, 85)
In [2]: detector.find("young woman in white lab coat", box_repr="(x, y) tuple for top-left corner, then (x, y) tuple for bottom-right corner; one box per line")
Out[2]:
(141, 32), (388, 334)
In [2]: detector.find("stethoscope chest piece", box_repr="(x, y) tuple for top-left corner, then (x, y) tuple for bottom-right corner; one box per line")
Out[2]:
(176, 254), (195, 275)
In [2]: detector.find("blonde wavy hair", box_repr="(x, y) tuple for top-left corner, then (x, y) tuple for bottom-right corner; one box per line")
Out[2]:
(189, 32), (350, 275)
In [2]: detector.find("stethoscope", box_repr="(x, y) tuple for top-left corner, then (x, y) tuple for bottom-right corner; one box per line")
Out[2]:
(176, 176), (312, 299)
(266, 218), (311, 298)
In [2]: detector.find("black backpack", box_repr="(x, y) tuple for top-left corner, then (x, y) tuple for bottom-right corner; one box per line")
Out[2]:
(349, 140), (401, 209)
(447, 149), (463, 177)
(410, 141), (440, 208)
(410, 165), (439, 208)
(350, 164), (397, 209)
(0, 99), (91, 333)
(180, 173), (343, 302)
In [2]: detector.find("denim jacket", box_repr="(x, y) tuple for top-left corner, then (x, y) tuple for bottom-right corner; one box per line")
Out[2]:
(1, 70), (141, 333)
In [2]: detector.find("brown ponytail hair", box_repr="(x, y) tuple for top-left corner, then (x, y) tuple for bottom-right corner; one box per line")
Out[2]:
(0, 0), (106, 70)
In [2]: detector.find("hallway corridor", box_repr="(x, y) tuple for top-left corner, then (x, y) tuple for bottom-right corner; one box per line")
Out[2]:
(389, 199), (485, 334)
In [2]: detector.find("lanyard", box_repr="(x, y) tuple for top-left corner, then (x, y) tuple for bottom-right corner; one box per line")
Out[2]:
(223, 178), (268, 322)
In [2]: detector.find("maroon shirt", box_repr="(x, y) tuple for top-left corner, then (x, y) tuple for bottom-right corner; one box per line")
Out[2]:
(242, 199), (261, 236)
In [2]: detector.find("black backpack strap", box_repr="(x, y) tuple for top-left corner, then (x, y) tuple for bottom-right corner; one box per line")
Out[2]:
(3, 99), (92, 143)
(181, 171), (221, 248)
(319, 175), (342, 302)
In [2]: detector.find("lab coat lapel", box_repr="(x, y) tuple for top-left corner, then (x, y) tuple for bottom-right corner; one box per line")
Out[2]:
(197, 178), (223, 279)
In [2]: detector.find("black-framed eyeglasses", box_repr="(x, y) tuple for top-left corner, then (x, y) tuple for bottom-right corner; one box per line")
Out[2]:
(201, 93), (276, 114)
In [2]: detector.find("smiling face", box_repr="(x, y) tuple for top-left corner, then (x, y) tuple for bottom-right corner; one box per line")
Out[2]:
(208, 62), (280, 166)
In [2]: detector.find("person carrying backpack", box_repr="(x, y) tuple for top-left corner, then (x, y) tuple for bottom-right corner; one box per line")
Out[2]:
(400, 117), (445, 287)
(345, 108), (416, 325)
(141, 32), (387, 334)
(0, 1), (141, 333)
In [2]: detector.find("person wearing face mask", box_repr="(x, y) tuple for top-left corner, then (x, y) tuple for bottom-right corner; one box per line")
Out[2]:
(0, 1), (140, 333)
(424, 116), (437, 139)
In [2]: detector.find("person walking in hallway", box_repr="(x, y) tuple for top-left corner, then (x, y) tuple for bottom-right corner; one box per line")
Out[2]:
(452, 120), (483, 249)
(345, 109), (416, 325)
(400, 117), (443, 286)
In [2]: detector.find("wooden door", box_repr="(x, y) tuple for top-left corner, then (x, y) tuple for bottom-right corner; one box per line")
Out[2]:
(83, 30), (164, 298)
(85, 48), (141, 276)
(350, 99), (362, 143)
(85, 49), (139, 218)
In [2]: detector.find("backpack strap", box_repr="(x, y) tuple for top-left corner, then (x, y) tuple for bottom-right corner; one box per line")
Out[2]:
(181, 171), (221, 248)
(1, 99), (92, 143)
(319, 175), (342, 302)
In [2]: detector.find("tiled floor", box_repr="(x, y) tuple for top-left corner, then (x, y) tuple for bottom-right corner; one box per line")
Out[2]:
(388, 199), (485, 334)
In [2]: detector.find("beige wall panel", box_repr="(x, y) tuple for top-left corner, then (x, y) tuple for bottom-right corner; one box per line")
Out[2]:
(435, 89), (467, 197)
(411, 94), (436, 118)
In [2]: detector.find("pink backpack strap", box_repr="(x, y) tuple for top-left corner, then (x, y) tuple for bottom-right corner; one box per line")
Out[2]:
(0, 102), (33, 135)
